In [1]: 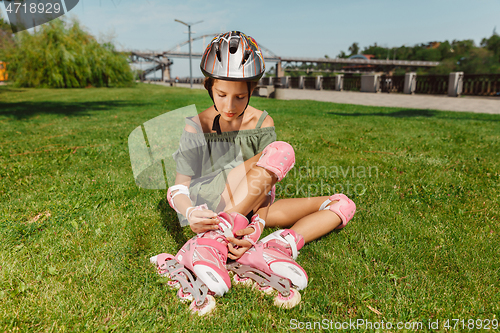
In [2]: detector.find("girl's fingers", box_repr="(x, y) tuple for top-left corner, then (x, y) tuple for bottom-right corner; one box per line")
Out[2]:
(234, 227), (254, 237)
(227, 237), (251, 248)
(228, 243), (250, 258)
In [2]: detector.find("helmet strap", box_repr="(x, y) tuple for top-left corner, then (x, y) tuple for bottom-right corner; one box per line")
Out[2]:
(240, 81), (252, 117)
(210, 81), (252, 134)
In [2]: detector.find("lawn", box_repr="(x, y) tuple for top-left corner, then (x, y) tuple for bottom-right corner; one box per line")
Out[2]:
(0, 83), (499, 332)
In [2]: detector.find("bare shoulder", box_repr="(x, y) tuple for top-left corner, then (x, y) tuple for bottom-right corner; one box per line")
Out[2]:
(184, 123), (198, 133)
(183, 114), (200, 133)
(261, 112), (274, 128)
(185, 107), (215, 133)
(253, 107), (274, 128)
(244, 106), (273, 129)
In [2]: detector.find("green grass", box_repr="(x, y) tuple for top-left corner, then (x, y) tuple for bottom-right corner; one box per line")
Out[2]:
(1, 83), (499, 332)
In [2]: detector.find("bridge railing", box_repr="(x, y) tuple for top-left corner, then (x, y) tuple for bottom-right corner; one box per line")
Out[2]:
(343, 75), (361, 91)
(290, 77), (301, 89)
(304, 77), (316, 90)
(380, 75), (405, 93)
(152, 73), (500, 97)
(414, 75), (449, 95)
(462, 74), (500, 96)
(322, 77), (335, 90)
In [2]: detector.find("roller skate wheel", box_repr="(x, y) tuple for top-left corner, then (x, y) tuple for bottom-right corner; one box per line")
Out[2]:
(233, 275), (253, 287)
(274, 288), (301, 309)
(253, 282), (274, 295)
(159, 272), (170, 278)
(177, 288), (194, 303)
(167, 280), (181, 289)
(189, 295), (216, 316)
(252, 282), (274, 295)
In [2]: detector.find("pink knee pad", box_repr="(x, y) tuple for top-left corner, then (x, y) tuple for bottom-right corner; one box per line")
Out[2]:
(256, 141), (295, 181)
(327, 194), (356, 229)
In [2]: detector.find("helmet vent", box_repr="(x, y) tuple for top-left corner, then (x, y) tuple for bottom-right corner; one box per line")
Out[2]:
(215, 44), (222, 62)
(229, 38), (239, 54)
(200, 31), (265, 81)
(242, 50), (251, 64)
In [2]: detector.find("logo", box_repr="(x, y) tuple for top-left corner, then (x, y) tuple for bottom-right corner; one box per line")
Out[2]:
(1, 0), (79, 33)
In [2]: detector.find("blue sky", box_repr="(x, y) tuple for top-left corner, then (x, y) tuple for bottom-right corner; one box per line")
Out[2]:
(2, 0), (499, 77)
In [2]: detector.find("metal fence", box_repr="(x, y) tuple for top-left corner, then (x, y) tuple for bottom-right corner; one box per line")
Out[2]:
(462, 74), (500, 96)
(343, 75), (361, 91)
(380, 75), (405, 93)
(322, 77), (335, 90)
(290, 77), (301, 89)
(260, 77), (271, 86)
(304, 77), (316, 89)
(257, 73), (500, 97)
(414, 75), (449, 94)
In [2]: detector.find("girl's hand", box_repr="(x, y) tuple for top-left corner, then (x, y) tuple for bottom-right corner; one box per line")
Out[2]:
(188, 209), (218, 234)
(227, 227), (254, 260)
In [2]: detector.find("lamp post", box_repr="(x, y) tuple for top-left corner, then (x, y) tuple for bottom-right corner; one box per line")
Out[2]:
(175, 19), (203, 88)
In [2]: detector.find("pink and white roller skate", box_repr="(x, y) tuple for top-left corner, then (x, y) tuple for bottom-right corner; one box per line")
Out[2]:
(150, 211), (249, 316)
(227, 229), (308, 309)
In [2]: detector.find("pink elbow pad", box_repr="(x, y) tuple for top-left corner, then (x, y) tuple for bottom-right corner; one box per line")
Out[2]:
(256, 141), (295, 181)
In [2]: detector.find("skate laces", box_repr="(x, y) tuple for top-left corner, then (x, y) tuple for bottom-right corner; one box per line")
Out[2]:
(265, 234), (299, 259)
(195, 232), (228, 267)
(215, 212), (249, 239)
(202, 230), (228, 244)
(265, 239), (293, 258)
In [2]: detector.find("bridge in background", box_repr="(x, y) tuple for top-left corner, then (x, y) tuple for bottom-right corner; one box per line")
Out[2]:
(128, 33), (440, 80)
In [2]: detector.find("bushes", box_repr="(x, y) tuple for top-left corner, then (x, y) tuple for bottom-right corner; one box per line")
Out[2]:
(0, 16), (13, 60)
(4, 18), (133, 88)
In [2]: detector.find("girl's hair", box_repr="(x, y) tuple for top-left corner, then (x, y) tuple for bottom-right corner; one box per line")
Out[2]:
(203, 77), (259, 94)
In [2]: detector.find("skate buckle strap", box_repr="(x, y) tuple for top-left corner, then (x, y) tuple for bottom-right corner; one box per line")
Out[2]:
(216, 214), (233, 238)
(243, 214), (265, 245)
(197, 238), (228, 255)
(281, 231), (298, 260)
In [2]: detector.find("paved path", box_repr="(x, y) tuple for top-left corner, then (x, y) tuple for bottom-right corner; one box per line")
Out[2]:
(147, 81), (499, 115)
(275, 88), (500, 115)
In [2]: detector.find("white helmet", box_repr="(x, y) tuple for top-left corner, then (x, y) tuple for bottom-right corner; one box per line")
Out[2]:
(200, 31), (265, 81)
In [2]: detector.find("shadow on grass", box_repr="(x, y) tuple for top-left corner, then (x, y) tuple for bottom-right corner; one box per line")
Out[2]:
(0, 100), (146, 120)
(327, 109), (500, 121)
(157, 197), (189, 247)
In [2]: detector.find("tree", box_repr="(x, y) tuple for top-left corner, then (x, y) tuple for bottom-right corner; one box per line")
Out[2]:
(0, 14), (13, 59)
(363, 44), (390, 59)
(348, 42), (359, 56)
(337, 50), (348, 59)
(481, 30), (500, 62)
(4, 18), (133, 88)
(457, 48), (499, 74)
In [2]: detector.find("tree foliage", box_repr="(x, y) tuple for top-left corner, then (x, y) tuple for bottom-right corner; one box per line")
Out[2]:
(4, 18), (133, 88)
(335, 31), (500, 74)
(348, 42), (359, 56)
(0, 15), (14, 60)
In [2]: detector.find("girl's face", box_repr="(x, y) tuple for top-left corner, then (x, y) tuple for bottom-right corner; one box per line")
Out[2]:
(212, 80), (249, 121)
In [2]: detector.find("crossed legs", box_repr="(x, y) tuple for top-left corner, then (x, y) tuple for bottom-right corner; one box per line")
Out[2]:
(216, 152), (275, 218)
(266, 197), (342, 243)
(216, 154), (342, 244)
